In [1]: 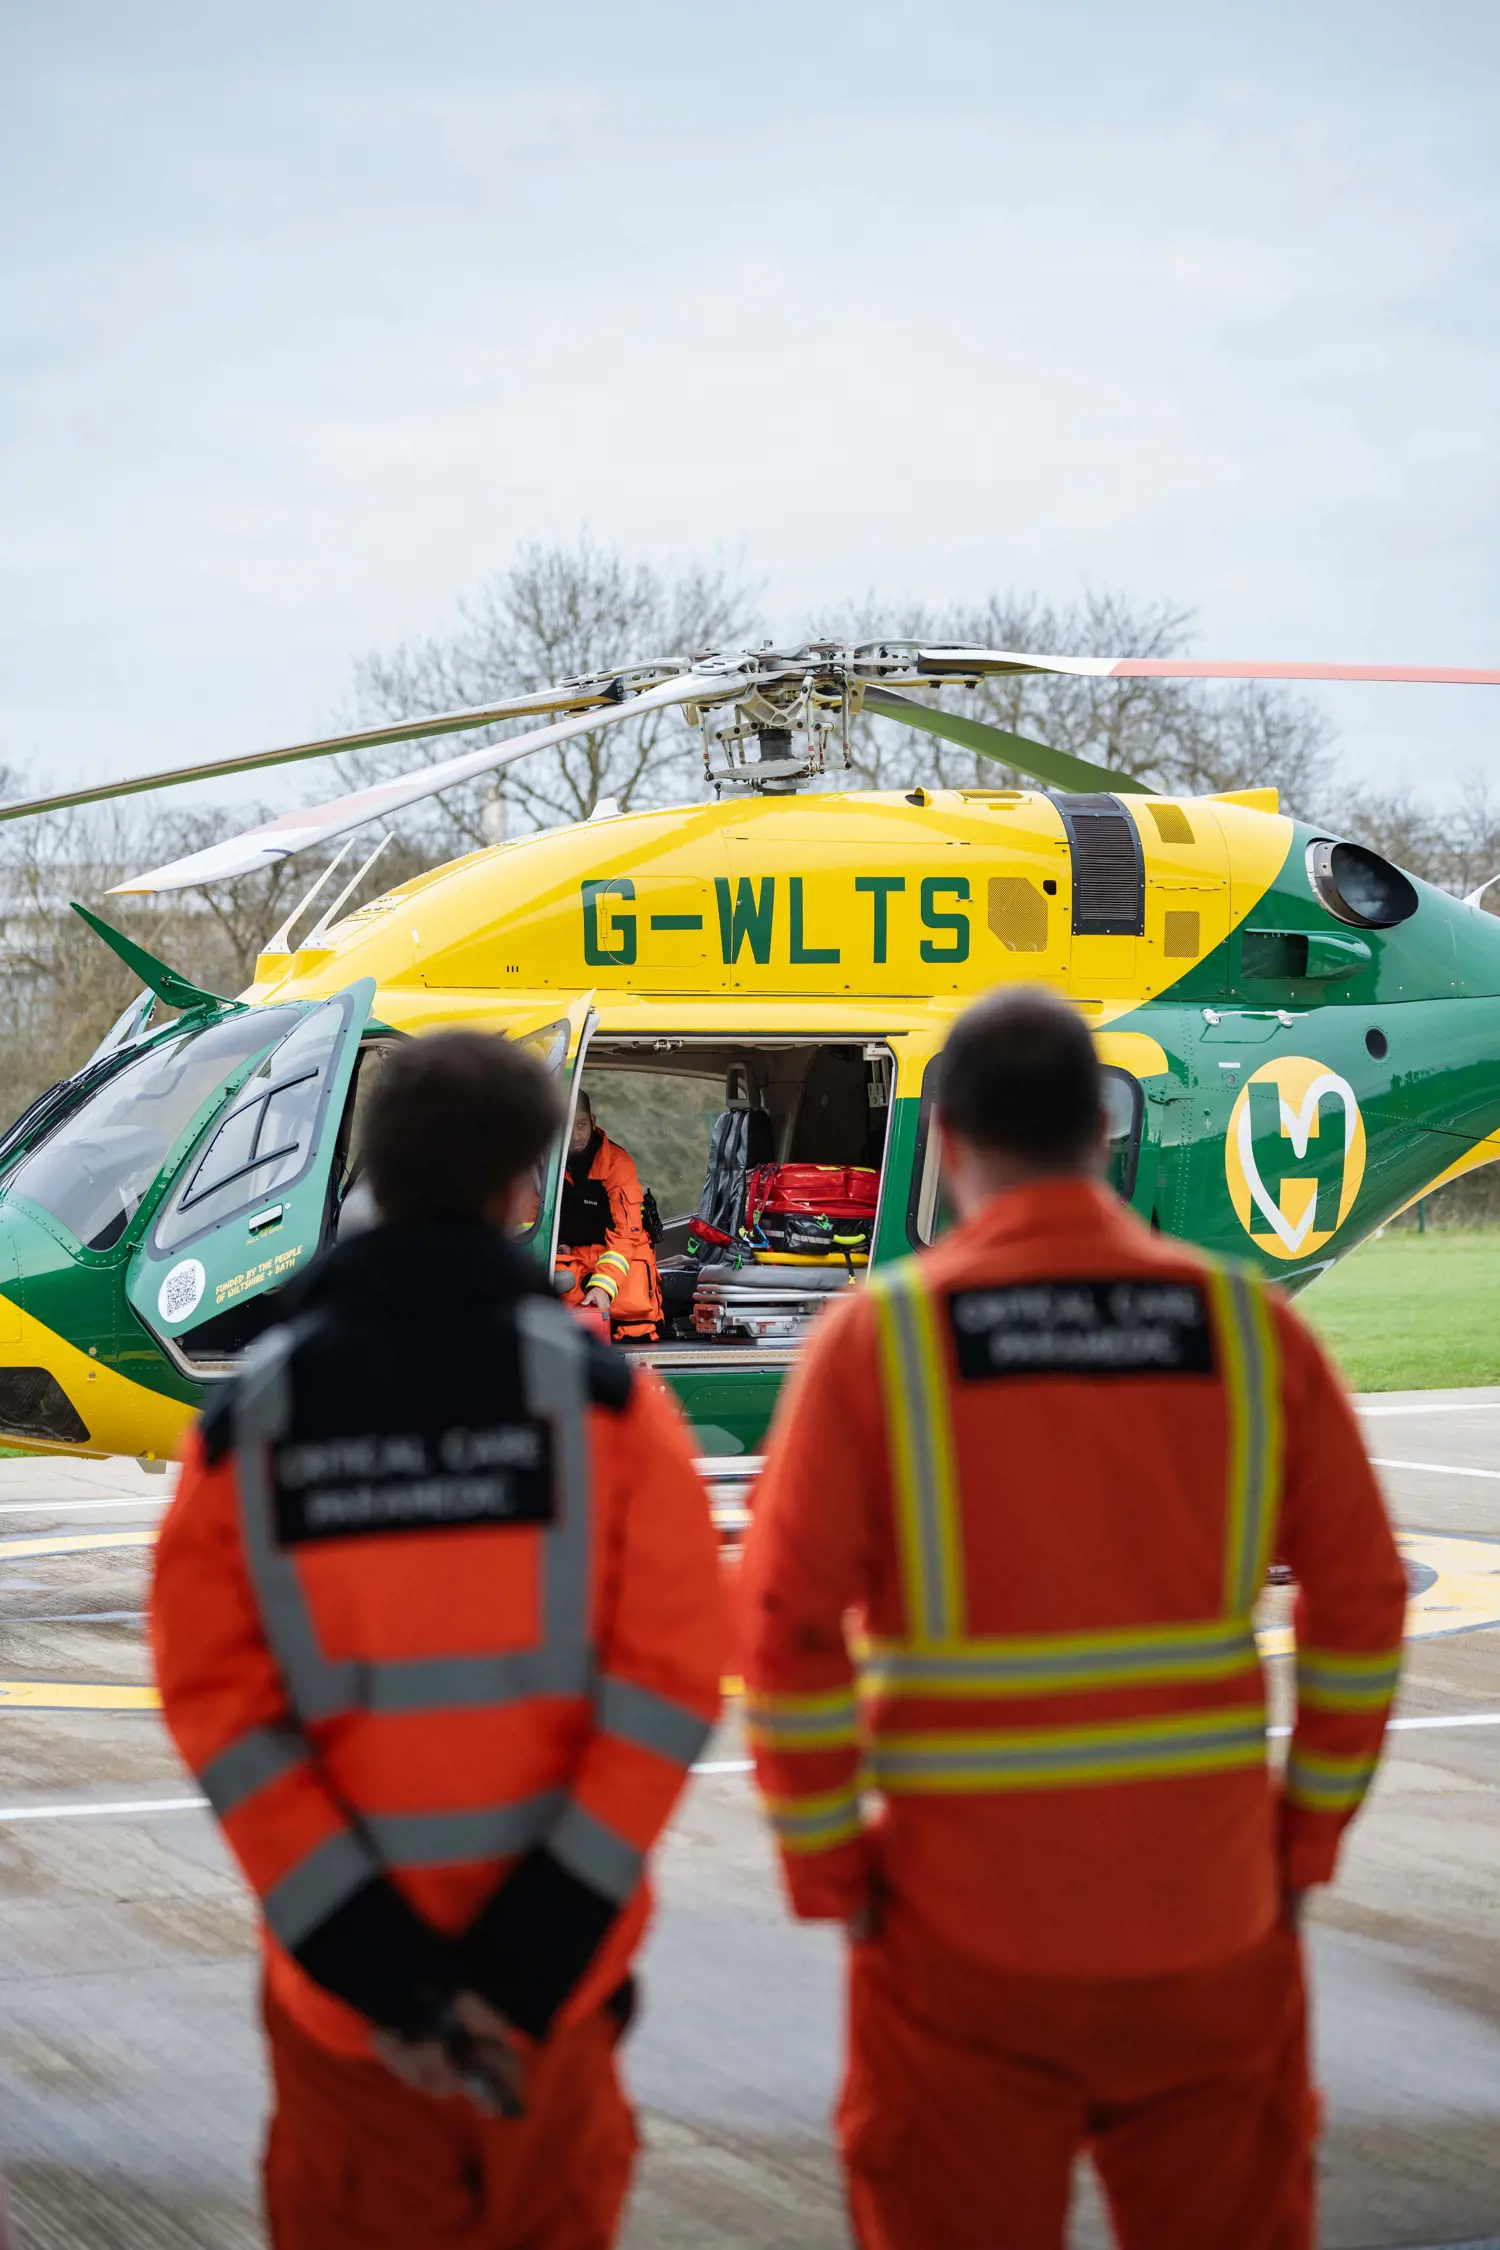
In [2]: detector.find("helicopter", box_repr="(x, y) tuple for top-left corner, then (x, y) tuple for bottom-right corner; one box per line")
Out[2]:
(0, 634), (1497, 1467)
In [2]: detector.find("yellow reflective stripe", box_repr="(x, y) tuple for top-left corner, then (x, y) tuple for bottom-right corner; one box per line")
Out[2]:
(1295, 1646), (1402, 1713)
(595, 1250), (630, 1279)
(1285, 1744), (1380, 1812)
(1242, 1274), (1282, 1600)
(761, 1785), (864, 1853)
(871, 1265), (964, 1643)
(589, 1271), (621, 1302)
(863, 1619), (1260, 1699)
(870, 1705), (1267, 1793)
(1208, 1267), (1251, 1612)
(1207, 1267), (1282, 1615)
(744, 1685), (859, 1750)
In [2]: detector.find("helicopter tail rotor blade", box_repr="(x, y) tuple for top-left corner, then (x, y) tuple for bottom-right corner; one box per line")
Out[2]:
(903, 649), (1500, 687)
(107, 671), (740, 893)
(861, 686), (1150, 796)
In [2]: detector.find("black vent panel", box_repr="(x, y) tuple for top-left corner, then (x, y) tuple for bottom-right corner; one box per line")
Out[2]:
(1057, 794), (1146, 937)
(0, 1367), (89, 1445)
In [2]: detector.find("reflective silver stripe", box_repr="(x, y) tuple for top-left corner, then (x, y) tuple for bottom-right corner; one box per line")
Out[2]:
(232, 1302), (597, 1724)
(235, 1325), (362, 1723)
(864, 1623), (1261, 1696)
(262, 1828), (378, 1949)
(364, 1789), (566, 1868)
(198, 1722), (309, 1817)
(548, 1801), (645, 1903)
(516, 1295), (593, 1667)
(596, 1674), (712, 1767)
(869, 1706), (1268, 1790)
(362, 1648), (588, 1712)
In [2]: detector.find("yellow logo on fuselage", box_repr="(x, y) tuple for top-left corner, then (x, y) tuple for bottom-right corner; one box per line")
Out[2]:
(1225, 1055), (1366, 1260)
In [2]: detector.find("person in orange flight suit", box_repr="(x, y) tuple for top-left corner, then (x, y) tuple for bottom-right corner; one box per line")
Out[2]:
(742, 987), (1407, 2250)
(555, 1092), (662, 1340)
(152, 1031), (721, 2250)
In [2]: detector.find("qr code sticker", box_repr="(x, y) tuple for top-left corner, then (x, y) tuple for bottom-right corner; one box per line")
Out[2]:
(157, 1259), (206, 1325)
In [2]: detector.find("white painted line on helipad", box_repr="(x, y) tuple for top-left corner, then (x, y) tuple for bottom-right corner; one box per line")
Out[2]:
(1372, 1457), (1500, 1481)
(0, 1794), (205, 1822)
(0, 1757), (758, 1822)
(1384, 1711), (1500, 1733)
(1358, 1401), (1500, 1417)
(0, 1718), (1494, 1827)
(1265, 1714), (1500, 1738)
(0, 1496), (164, 1517)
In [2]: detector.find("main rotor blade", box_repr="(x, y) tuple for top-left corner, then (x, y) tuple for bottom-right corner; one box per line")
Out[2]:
(899, 648), (1500, 686)
(0, 677), (680, 828)
(861, 686), (1149, 796)
(108, 671), (738, 893)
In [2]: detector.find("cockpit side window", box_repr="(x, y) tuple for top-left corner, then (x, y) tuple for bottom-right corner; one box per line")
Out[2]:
(906, 1057), (950, 1249)
(1100, 1067), (1144, 1202)
(907, 1057), (1145, 1246)
(153, 1001), (350, 1252)
(7, 1008), (300, 1253)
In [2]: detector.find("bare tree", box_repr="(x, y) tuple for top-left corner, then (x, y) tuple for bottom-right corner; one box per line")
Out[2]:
(1327, 775), (1500, 904)
(0, 796), (417, 1120)
(828, 591), (1337, 818)
(348, 538), (763, 848)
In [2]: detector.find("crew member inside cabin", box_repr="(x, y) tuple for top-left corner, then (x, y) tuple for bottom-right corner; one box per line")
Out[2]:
(556, 1091), (662, 1339)
(151, 1030), (722, 2250)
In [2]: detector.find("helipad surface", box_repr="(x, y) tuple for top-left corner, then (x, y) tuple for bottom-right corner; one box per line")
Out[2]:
(0, 1398), (1498, 2248)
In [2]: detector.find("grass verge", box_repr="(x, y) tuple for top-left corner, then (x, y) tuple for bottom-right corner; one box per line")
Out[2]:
(1299, 1229), (1500, 1392)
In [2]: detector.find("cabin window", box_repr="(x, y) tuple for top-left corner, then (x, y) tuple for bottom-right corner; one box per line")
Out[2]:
(576, 1067), (728, 1224)
(907, 1059), (1144, 1246)
(6, 1008), (299, 1253)
(1101, 1069), (1144, 1200)
(153, 1000), (350, 1252)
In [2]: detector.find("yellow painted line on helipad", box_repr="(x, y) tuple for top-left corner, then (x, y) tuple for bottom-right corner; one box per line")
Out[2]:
(1259, 1532), (1500, 1660)
(0, 1530), (156, 1561)
(15, 1533), (1490, 1721)
(0, 1680), (160, 1711)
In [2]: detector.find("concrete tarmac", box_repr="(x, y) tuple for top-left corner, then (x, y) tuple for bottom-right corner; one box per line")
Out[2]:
(0, 1397), (1498, 2248)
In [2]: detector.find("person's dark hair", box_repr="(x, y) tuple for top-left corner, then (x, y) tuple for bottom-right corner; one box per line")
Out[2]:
(937, 987), (1103, 1170)
(363, 1030), (563, 1225)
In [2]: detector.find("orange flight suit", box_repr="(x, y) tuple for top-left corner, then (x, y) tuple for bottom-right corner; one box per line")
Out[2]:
(152, 1219), (721, 2249)
(556, 1129), (662, 1339)
(742, 1176), (1406, 2250)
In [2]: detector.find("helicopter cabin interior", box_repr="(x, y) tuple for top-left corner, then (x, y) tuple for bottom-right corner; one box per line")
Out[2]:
(549, 1035), (1144, 1359)
(562, 1037), (894, 1357)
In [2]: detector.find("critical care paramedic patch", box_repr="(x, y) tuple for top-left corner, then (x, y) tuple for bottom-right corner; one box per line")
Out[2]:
(272, 1424), (556, 1545)
(946, 1279), (1215, 1381)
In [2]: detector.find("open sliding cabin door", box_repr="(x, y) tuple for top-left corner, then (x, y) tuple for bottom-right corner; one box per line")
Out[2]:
(508, 992), (597, 1285)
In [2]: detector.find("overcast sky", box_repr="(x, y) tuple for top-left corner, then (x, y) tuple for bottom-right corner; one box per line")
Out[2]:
(3, 0), (1499, 819)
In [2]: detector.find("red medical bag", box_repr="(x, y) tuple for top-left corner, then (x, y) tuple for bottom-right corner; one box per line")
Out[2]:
(744, 1163), (879, 1255)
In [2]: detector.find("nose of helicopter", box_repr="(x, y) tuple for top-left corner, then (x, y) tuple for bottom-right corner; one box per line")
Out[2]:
(0, 1200), (190, 1461)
